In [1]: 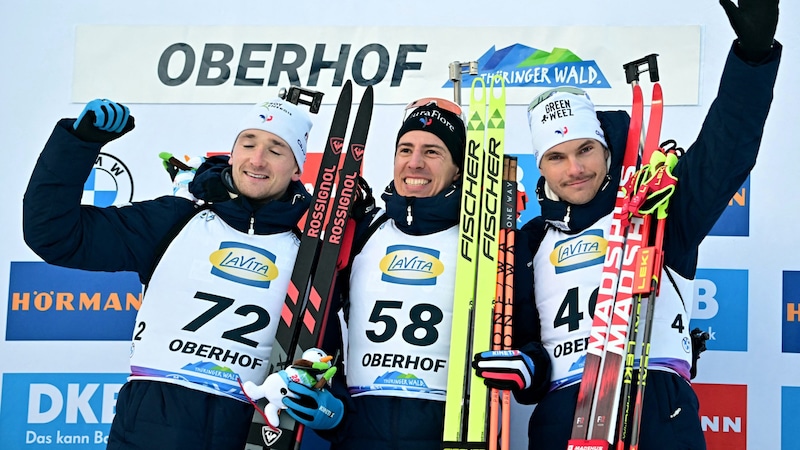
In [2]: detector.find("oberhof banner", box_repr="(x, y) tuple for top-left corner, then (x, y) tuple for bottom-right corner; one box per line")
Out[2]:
(72, 25), (700, 106)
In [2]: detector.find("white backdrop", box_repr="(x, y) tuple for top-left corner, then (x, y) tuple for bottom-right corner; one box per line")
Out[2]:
(1, 1), (798, 449)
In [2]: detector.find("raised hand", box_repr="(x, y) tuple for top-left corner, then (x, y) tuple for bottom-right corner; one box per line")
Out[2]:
(719, 0), (779, 61)
(73, 98), (135, 143)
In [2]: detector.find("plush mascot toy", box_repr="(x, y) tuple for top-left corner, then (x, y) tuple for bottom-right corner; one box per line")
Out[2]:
(242, 348), (338, 428)
(158, 152), (205, 200)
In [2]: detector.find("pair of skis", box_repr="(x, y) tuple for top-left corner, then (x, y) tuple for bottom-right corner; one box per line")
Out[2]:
(568, 54), (678, 450)
(442, 74), (508, 450)
(246, 80), (374, 450)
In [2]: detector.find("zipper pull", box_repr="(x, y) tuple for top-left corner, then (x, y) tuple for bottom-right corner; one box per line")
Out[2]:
(564, 205), (571, 227)
(249, 216), (255, 235)
(406, 204), (413, 226)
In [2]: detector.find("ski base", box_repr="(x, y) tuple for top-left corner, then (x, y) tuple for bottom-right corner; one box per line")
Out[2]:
(442, 441), (491, 450)
(567, 440), (611, 450)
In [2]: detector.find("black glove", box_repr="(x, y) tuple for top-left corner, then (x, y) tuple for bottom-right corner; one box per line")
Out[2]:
(720, 0), (779, 62)
(472, 350), (536, 391)
(189, 156), (238, 202)
(351, 175), (376, 221)
(72, 99), (135, 143)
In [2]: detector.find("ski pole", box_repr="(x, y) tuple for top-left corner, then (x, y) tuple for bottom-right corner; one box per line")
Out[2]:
(627, 149), (679, 450)
(489, 156), (518, 450)
(615, 56), (663, 450)
(500, 156), (518, 450)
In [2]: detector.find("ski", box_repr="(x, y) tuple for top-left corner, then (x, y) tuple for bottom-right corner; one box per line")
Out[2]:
(245, 81), (350, 450)
(568, 54), (662, 450)
(245, 81), (375, 450)
(443, 75), (486, 450)
(443, 73), (506, 450)
(616, 82), (664, 450)
(488, 155), (518, 450)
(467, 74), (506, 444)
(280, 84), (374, 450)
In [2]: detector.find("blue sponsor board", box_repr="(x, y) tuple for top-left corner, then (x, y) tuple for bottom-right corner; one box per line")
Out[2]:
(709, 177), (749, 237)
(782, 271), (800, 353)
(688, 269), (748, 352)
(0, 373), (127, 449)
(7, 262), (141, 341)
(782, 386), (800, 447)
(508, 153), (541, 225)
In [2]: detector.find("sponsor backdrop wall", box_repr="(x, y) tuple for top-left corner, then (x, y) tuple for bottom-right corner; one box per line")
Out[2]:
(1, 1), (798, 448)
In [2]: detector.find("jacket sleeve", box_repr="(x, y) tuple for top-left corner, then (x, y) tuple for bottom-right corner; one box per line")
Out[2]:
(23, 119), (196, 283)
(665, 41), (781, 278)
(508, 218), (553, 405)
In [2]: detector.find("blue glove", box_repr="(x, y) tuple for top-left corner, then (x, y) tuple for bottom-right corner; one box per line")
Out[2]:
(720, 0), (779, 62)
(73, 99), (135, 143)
(472, 350), (536, 391)
(282, 381), (344, 430)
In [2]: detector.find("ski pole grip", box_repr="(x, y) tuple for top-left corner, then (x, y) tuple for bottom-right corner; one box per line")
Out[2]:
(623, 53), (660, 84)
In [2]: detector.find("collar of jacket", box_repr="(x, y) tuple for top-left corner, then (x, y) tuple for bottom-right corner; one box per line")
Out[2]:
(536, 110), (630, 235)
(242, 179), (310, 232)
(536, 172), (616, 234)
(189, 155), (310, 234)
(381, 181), (461, 235)
(208, 179), (310, 235)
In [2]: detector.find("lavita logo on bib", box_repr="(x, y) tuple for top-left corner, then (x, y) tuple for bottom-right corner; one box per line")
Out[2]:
(550, 229), (606, 274)
(209, 241), (278, 288)
(379, 245), (444, 286)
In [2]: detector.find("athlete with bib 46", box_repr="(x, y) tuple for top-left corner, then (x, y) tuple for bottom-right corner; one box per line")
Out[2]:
(472, 1), (781, 449)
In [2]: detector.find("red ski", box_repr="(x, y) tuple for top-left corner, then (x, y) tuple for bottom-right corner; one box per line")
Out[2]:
(568, 54), (663, 450)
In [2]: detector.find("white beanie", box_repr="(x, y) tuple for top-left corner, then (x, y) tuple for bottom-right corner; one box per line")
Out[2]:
(527, 87), (607, 167)
(236, 98), (313, 172)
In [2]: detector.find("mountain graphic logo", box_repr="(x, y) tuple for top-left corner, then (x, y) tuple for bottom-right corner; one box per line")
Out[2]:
(374, 371), (430, 388)
(182, 361), (239, 381)
(569, 354), (586, 372)
(442, 44), (610, 89)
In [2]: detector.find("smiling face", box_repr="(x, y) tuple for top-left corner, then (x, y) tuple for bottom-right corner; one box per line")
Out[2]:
(228, 129), (301, 204)
(393, 130), (461, 198)
(539, 138), (609, 205)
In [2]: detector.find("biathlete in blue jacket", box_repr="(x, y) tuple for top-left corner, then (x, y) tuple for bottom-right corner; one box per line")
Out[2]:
(472, 1), (781, 449)
(23, 97), (344, 449)
(318, 99), (467, 450)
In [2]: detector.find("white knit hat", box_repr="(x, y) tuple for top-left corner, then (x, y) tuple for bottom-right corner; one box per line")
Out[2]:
(236, 98), (313, 172)
(527, 87), (607, 167)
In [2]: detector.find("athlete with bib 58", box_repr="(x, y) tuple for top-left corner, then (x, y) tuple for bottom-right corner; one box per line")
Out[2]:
(318, 98), (467, 449)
